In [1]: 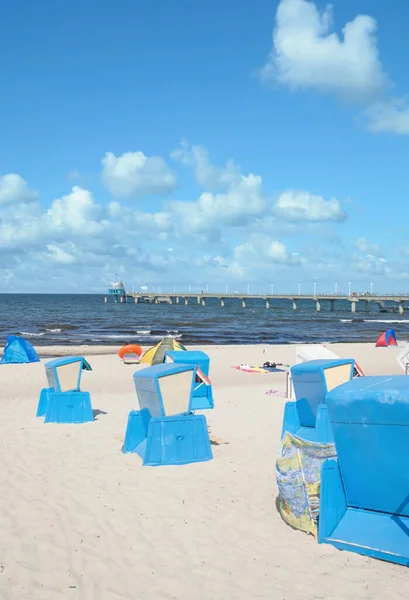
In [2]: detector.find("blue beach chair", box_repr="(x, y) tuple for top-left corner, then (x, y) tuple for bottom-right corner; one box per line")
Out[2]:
(282, 359), (355, 443)
(319, 376), (409, 566)
(37, 356), (93, 423)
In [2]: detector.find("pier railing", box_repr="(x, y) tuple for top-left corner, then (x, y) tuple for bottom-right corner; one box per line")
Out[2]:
(102, 292), (409, 314)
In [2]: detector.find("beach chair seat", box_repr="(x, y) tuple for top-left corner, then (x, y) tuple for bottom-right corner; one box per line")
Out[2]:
(319, 376), (409, 566)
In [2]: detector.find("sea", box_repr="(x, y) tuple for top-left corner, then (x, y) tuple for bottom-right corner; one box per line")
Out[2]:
(1, 293), (409, 347)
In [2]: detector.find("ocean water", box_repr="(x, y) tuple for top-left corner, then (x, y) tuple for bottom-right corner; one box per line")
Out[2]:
(1, 294), (409, 347)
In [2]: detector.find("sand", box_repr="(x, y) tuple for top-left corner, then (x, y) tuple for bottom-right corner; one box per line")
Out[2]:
(0, 343), (407, 600)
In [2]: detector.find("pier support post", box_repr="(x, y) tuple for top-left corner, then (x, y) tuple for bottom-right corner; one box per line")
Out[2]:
(120, 296), (124, 303)
(365, 300), (370, 312)
(330, 299), (334, 311)
(197, 296), (201, 304)
(104, 297), (107, 303)
(350, 300), (357, 313)
(266, 298), (270, 309)
(134, 296), (139, 304)
(292, 300), (297, 310)
(398, 302), (404, 315)
(220, 298), (225, 307)
(201, 298), (206, 306)
(176, 296), (179, 304)
(316, 300), (321, 312)
(185, 297), (188, 305)
(242, 298), (246, 308)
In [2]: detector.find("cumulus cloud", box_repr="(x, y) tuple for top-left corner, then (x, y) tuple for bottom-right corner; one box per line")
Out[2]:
(260, 0), (387, 102)
(46, 186), (105, 235)
(101, 151), (177, 198)
(233, 234), (301, 271)
(355, 237), (380, 254)
(171, 139), (240, 190)
(355, 253), (387, 275)
(364, 97), (409, 134)
(2, 142), (402, 291)
(0, 174), (38, 205)
(274, 191), (347, 222)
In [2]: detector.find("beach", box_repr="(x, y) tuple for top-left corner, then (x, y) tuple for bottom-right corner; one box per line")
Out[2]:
(0, 342), (407, 600)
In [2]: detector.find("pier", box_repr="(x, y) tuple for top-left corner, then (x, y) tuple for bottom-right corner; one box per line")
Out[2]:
(105, 293), (409, 314)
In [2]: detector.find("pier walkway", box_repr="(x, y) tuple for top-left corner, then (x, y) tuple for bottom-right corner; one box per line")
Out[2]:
(104, 293), (409, 314)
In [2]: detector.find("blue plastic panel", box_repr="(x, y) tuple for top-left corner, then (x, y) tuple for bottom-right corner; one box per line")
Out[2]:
(134, 363), (196, 416)
(36, 387), (53, 417)
(44, 391), (93, 423)
(134, 363), (196, 379)
(144, 414), (212, 466)
(44, 356), (86, 393)
(326, 376), (409, 517)
(44, 356), (85, 369)
(326, 508), (409, 566)
(291, 359), (354, 427)
(165, 350), (210, 376)
(123, 409), (151, 452)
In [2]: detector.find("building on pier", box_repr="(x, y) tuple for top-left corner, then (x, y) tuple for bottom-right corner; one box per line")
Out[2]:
(107, 276), (126, 302)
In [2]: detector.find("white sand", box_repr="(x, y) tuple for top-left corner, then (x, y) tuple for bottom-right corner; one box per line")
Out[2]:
(0, 343), (407, 600)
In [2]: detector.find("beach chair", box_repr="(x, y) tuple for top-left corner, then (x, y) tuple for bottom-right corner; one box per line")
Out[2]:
(319, 376), (409, 566)
(123, 363), (212, 466)
(397, 343), (409, 374)
(282, 359), (354, 443)
(164, 350), (214, 410)
(36, 356), (93, 423)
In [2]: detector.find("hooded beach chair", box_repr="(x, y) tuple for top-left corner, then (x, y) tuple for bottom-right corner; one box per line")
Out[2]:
(319, 376), (409, 566)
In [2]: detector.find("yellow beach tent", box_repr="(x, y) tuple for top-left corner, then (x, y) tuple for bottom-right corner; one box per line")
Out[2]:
(141, 337), (186, 365)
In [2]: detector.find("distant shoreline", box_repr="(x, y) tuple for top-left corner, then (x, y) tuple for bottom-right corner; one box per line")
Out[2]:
(0, 341), (394, 359)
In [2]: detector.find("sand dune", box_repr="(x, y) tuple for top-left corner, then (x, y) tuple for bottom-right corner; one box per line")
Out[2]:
(0, 343), (407, 600)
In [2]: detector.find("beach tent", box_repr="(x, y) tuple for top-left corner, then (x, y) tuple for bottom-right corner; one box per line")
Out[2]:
(0, 335), (40, 365)
(375, 328), (397, 347)
(141, 337), (186, 365)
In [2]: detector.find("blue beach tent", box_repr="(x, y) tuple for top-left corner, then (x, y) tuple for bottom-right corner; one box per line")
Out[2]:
(0, 335), (40, 364)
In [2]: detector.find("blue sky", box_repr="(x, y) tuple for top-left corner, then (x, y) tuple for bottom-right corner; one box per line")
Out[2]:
(1, 0), (408, 294)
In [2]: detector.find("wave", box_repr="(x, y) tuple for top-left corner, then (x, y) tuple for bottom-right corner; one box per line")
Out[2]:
(45, 328), (62, 333)
(42, 323), (78, 331)
(363, 319), (409, 324)
(18, 331), (46, 338)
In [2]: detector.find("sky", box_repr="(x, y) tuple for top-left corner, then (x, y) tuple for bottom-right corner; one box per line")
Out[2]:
(1, 0), (409, 295)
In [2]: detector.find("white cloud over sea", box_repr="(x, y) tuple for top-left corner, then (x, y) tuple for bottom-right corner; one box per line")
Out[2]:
(0, 140), (407, 293)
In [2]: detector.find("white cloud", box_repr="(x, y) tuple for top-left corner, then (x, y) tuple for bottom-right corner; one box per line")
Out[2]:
(355, 253), (388, 275)
(274, 191), (346, 221)
(364, 97), (409, 134)
(45, 244), (77, 265)
(355, 237), (380, 254)
(46, 186), (106, 236)
(168, 173), (266, 242)
(233, 234), (301, 272)
(171, 139), (240, 190)
(260, 0), (387, 101)
(4, 142), (407, 292)
(101, 151), (177, 198)
(0, 174), (38, 205)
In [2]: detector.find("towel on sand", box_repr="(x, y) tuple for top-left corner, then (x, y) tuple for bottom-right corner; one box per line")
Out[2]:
(231, 364), (285, 373)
